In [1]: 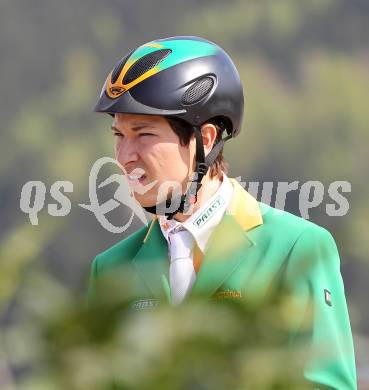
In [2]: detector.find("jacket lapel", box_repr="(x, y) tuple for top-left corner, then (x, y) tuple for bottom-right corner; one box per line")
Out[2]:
(188, 214), (254, 299)
(189, 179), (264, 300)
(131, 218), (171, 302)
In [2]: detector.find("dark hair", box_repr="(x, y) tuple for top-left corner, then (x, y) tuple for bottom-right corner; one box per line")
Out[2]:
(166, 116), (229, 179)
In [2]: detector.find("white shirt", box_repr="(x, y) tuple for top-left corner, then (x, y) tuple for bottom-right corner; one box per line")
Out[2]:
(158, 174), (234, 254)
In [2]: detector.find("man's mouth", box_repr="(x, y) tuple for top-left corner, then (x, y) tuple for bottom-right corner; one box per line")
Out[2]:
(127, 168), (147, 184)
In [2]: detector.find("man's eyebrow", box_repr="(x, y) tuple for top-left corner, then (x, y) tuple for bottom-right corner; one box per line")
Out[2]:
(110, 123), (154, 132)
(110, 125), (122, 133)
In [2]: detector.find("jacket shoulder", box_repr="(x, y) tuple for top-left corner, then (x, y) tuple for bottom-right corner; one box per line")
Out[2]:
(257, 202), (335, 248)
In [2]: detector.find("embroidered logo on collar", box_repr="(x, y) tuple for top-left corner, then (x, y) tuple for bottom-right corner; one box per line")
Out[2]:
(193, 195), (225, 229)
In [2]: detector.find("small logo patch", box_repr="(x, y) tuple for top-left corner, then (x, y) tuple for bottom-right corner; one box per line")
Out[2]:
(193, 195), (225, 229)
(109, 86), (126, 97)
(213, 290), (242, 300)
(131, 299), (160, 311)
(324, 289), (332, 306)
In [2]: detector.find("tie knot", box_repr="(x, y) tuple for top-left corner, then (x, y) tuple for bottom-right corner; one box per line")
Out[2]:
(168, 229), (194, 262)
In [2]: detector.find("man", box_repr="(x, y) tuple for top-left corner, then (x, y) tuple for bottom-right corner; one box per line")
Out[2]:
(89, 36), (357, 389)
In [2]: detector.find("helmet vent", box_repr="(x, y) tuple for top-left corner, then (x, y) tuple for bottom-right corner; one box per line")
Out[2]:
(182, 77), (214, 105)
(111, 50), (134, 84)
(123, 49), (172, 84)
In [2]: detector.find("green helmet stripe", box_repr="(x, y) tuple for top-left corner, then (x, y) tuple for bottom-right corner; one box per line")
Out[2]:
(128, 39), (218, 75)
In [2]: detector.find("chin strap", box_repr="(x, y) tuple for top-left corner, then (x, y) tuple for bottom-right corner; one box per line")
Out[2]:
(143, 126), (232, 220)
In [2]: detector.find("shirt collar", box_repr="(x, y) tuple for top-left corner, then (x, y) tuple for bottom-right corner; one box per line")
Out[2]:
(158, 174), (234, 253)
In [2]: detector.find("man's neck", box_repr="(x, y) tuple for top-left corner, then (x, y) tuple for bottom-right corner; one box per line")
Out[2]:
(173, 174), (223, 223)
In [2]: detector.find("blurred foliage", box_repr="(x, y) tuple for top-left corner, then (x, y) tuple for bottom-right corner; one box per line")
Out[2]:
(0, 0), (368, 387)
(2, 270), (313, 389)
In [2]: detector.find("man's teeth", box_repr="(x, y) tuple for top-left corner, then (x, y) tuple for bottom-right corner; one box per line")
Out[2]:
(129, 174), (145, 180)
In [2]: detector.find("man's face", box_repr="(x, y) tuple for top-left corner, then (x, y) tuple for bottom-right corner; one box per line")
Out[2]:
(112, 113), (195, 207)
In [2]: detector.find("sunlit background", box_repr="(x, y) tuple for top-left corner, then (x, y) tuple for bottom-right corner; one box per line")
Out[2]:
(1, 0), (368, 388)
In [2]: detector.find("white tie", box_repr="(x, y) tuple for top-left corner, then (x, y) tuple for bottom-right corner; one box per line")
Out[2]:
(168, 229), (196, 305)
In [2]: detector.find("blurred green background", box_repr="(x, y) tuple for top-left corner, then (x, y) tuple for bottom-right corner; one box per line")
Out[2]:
(0, 0), (368, 388)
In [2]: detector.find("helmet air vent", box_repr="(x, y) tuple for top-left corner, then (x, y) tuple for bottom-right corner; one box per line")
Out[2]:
(182, 77), (214, 105)
(123, 49), (172, 84)
(111, 50), (133, 83)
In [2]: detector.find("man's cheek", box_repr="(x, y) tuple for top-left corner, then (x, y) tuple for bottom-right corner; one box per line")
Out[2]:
(133, 177), (158, 196)
(115, 140), (122, 158)
(114, 147), (118, 161)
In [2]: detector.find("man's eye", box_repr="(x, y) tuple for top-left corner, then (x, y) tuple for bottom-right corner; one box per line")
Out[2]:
(113, 132), (123, 137)
(139, 133), (154, 137)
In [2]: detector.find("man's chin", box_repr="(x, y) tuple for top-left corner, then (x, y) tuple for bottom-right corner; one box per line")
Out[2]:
(134, 192), (172, 209)
(133, 193), (158, 208)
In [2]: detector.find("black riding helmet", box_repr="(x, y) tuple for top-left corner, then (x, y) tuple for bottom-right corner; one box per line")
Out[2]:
(94, 35), (244, 219)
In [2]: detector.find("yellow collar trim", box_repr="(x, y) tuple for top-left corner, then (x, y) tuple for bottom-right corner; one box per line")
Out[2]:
(226, 178), (263, 231)
(143, 216), (157, 243)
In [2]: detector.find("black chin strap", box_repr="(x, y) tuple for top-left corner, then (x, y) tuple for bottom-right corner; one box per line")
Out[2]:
(143, 126), (232, 220)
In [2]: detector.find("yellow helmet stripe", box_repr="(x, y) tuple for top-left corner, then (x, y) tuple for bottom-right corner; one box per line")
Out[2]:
(143, 42), (164, 48)
(106, 66), (160, 99)
(105, 42), (164, 98)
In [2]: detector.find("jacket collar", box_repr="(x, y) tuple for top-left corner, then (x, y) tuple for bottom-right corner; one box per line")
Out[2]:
(132, 178), (263, 302)
(226, 178), (263, 230)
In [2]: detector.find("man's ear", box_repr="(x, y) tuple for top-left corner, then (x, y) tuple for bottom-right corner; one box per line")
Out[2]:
(200, 123), (218, 155)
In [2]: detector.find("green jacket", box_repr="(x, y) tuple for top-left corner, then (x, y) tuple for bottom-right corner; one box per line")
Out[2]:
(88, 179), (357, 389)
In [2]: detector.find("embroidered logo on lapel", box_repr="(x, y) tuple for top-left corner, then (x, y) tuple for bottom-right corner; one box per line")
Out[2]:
(193, 195), (225, 228)
(131, 299), (160, 311)
(212, 290), (242, 300)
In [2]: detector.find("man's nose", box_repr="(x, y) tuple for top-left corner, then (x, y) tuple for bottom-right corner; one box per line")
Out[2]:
(115, 137), (139, 166)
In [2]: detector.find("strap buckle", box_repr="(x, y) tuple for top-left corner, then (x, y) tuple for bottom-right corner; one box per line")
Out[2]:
(196, 162), (208, 176)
